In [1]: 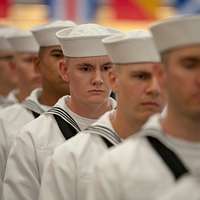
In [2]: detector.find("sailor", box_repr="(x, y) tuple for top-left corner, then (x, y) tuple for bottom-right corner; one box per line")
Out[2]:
(1, 20), (74, 197)
(0, 27), (18, 108)
(3, 23), (118, 200)
(89, 15), (200, 200)
(38, 30), (165, 200)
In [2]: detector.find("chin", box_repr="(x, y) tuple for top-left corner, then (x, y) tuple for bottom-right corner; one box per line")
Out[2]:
(88, 96), (107, 104)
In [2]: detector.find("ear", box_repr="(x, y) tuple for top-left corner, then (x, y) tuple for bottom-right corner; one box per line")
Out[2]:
(108, 68), (119, 93)
(154, 63), (166, 91)
(59, 59), (69, 82)
(33, 56), (41, 74)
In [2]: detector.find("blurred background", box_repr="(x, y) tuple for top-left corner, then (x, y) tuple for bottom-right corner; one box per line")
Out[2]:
(0, 0), (200, 30)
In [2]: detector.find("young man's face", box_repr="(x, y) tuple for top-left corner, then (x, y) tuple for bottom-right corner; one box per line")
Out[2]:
(161, 45), (200, 119)
(0, 51), (18, 92)
(37, 46), (69, 96)
(110, 63), (165, 122)
(62, 55), (113, 105)
(15, 52), (41, 93)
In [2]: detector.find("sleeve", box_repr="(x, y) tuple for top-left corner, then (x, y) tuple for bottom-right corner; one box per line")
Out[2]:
(157, 175), (200, 200)
(3, 130), (40, 200)
(0, 118), (8, 198)
(87, 153), (122, 200)
(39, 146), (76, 200)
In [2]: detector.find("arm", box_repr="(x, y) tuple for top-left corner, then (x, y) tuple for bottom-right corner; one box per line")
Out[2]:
(39, 144), (76, 200)
(3, 130), (40, 200)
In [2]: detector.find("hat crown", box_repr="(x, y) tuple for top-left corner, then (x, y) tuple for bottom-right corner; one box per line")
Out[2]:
(102, 30), (160, 64)
(32, 20), (76, 32)
(150, 15), (200, 52)
(57, 23), (116, 39)
(57, 24), (122, 57)
(31, 20), (76, 47)
(103, 30), (151, 44)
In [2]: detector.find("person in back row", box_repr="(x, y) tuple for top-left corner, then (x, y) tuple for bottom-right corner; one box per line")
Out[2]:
(3, 23), (118, 200)
(38, 30), (165, 200)
(0, 27), (18, 108)
(89, 15), (200, 200)
(0, 20), (74, 198)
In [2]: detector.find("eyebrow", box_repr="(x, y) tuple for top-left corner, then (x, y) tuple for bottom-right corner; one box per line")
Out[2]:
(50, 49), (63, 54)
(102, 62), (112, 66)
(130, 69), (152, 74)
(180, 56), (200, 62)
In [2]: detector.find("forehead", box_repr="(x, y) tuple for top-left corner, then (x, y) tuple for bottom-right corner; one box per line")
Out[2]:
(117, 62), (159, 73)
(39, 45), (62, 55)
(66, 55), (111, 65)
(168, 44), (200, 59)
(16, 52), (38, 57)
(0, 50), (14, 56)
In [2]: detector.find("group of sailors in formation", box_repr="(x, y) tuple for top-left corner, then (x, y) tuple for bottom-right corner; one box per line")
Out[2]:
(0, 14), (199, 200)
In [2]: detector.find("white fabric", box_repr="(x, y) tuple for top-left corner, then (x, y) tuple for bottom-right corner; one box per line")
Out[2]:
(7, 30), (39, 53)
(0, 90), (19, 109)
(150, 15), (200, 53)
(31, 20), (76, 47)
(88, 114), (200, 200)
(57, 23), (121, 57)
(39, 110), (121, 200)
(102, 30), (160, 64)
(0, 88), (47, 150)
(0, 27), (18, 51)
(0, 88), (48, 197)
(0, 120), (8, 199)
(3, 95), (116, 200)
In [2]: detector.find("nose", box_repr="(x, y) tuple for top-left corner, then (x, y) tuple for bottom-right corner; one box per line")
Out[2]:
(147, 76), (161, 98)
(92, 69), (103, 86)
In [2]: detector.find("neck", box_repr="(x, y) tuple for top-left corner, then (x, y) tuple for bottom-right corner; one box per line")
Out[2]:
(16, 88), (31, 102)
(111, 109), (144, 139)
(162, 107), (200, 142)
(0, 85), (13, 97)
(39, 88), (63, 106)
(67, 98), (112, 119)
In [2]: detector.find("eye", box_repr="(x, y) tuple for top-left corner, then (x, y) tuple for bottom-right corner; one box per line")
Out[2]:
(102, 65), (112, 71)
(181, 58), (200, 70)
(80, 66), (91, 72)
(183, 61), (198, 69)
(52, 53), (64, 58)
(132, 73), (151, 80)
(79, 64), (93, 72)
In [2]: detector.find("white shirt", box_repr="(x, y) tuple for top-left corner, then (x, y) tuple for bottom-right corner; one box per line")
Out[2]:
(0, 88), (49, 151)
(3, 96), (116, 200)
(0, 88), (48, 197)
(39, 110), (121, 200)
(88, 114), (200, 200)
(0, 90), (19, 109)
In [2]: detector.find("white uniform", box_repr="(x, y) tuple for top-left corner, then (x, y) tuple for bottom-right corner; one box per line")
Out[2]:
(0, 90), (18, 109)
(0, 88), (49, 150)
(0, 123), (7, 199)
(89, 114), (200, 200)
(38, 110), (121, 200)
(0, 88), (48, 197)
(3, 96), (116, 200)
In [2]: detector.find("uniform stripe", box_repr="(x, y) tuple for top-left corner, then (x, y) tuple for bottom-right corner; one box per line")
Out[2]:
(22, 99), (45, 115)
(86, 125), (122, 146)
(47, 107), (81, 132)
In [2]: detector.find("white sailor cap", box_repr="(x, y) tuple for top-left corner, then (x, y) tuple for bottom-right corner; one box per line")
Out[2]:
(31, 20), (76, 47)
(7, 30), (39, 53)
(150, 15), (200, 53)
(102, 30), (160, 64)
(0, 27), (18, 51)
(56, 23), (121, 57)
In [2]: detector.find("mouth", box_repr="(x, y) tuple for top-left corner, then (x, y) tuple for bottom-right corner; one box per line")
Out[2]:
(89, 89), (104, 93)
(141, 102), (159, 107)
